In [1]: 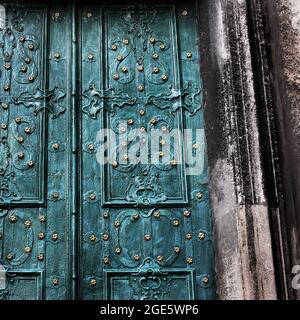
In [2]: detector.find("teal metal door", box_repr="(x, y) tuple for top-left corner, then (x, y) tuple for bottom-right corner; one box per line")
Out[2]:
(0, 1), (216, 300)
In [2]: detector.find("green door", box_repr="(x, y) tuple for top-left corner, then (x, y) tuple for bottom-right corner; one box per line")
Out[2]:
(0, 0), (216, 300)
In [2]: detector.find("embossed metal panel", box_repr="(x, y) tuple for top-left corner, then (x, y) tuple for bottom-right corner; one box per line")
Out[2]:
(0, 0), (216, 300)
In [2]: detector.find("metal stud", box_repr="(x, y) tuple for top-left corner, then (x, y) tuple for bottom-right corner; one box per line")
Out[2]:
(90, 235), (97, 242)
(24, 246), (31, 253)
(113, 73), (119, 80)
(182, 10), (188, 16)
(37, 254), (44, 261)
(199, 232), (206, 240)
(161, 74), (168, 81)
(39, 215), (46, 223)
(156, 255), (164, 262)
(149, 37), (155, 43)
(154, 211), (160, 219)
(6, 253), (14, 261)
(133, 255), (140, 261)
(144, 234), (151, 241)
(152, 67), (159, 73)
(184, 210), (191, 217)
(112, 161), (118, 168)
(170, 160), (177, 166)
(120, 126), (126, 133)
(18, 152), (24, 159)
(51, 233), (59, 241)
(193, 143), (199, 149)
(87, 12), (92, 18)
(159, 151), (164, 157)
(17, 137), (24, 143)
(28, 44), (34, 51)
(88, 53), (94, 60)
(139, 110), (145, 116)
(140, 127), (146, 133)
(152, 53), (159, 59)
(89, 193), (96, 200)
(174, 246), (181, 253)
(116, 55), (123, 61)
(3, 84), (10, 91)
(54, 52), (60, 59)
(160, 44), (165, 50)
(2, 103), (8, 110)
(202, 276), (209, 284)
(103, 256), (110, 264)
(24, 220), (32, 228)
(123, 39), (129, 45)
(90, 279), (97, 286)
(20, 65), (27, 72)
(115, 247), (121, 254)
(186, 233), (192, 240)
(5, 63), (11, 70)
(196, 192), (203, 199)
(1, 123), (7, 130)
(137, 65), (144, 72)
(121, 66), (128, 73)
(38, 232), (45, 240)
(54, 12), (60, 19)
(25, 57), (31, 64)
(27, 160), (35, 168)
(102, 233), (109, 241)
(132, 214), (140, 221)
(52, 192), (59, 200)
(19, 36), (25, 42)
(9, 215), (17, 223)
(137, 85), (144, 92)
(127, 119), (134, 125)
(52, 278), (60, 286)
(25, 127), (31, 134)
(111, 44), (117, 51)
(114, 220), (121, 228)
(150, 118), (157, 124)
(161, 126), (168, 132)
(120, 141), (127, 148)
(15, 117), (22, 124)
(172, 219), (180, 227)
(88, 143), (94, 151)
(103, 211), (109, 219)
(52, 143), (60, 150)
(187, 52), (192, 58)
(160, 140), (166, 146)
(186, 257), (193, 264)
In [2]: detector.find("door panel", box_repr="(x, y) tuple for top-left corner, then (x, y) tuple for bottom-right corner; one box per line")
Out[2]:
(0, 0), (216, 300)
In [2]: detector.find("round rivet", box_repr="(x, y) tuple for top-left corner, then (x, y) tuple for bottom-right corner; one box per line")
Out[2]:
(133, 255), (140, 261)
(25, 57), (31, 63)
(54, 12), (60, 18)
(15, 117), (22, 123)
(186, 257), (193, 264)
(88, 53), (94, 60)
(103, 211), (109, 219)
(38, 232), (45, 240)
(154, 211), (160, 219)
(150, 118), (157, 124)
(160, 140), (166, 146)
(5, 63), (11, 70)
(162, 74), (168, 81)
(123, 154), (129, 161)
(25, 127), (31, 134)
(17, 152), (25, 159)
(90, 279), (97, 286)
(115, 247), (121, 254)
(123, 39), (129, 45)
(140, 127), (146, 133)
(156, 255), (164, 262)
(199, 232), (206, 240)
(54, 52), (60, 59)
(132, 214), (140, 221)
(159, 151), (164, 157)
(89, 193), (96, 200)
(161, 126), (168, 132)
(39, 215), (46, 223)
(52, 278), (60, 286)
(187, 52), (192, 58)
(139, 110), (145, 116)
(114, 220), (121, 228)
(137, 65), (144, 72)
(170, 160), (177, 166)
(52, 192), (59, 199)
(20, 65), (27, 72)
(113, 73), (119, 80)
(203, 276), (209, 284)
(193, 143), (199, 149)
(196, 192), (203, 199)
(137, 85), (144, 92)
(87, 12), (92, 18)
(127, 119), (134, 125)
(1, 123), (7, 129)
(19, 36), (25, 42)
(2, 103), (8, 110)
(121, 66), (128, 73)
(9, 215), (17, 223)
(174, 246), (181, 253)
(144, 234), (151, 241)
(90, 235), (97, 242)
(3, 84), (10, 91)
(120, 141), (127, 148)
(102, 233), (109, 241)
(52, 143), (60, 150)
(103, 256), (110, 264)
(152, 53), (159, 59)
(6, 253), (14, 261)
(149, 37), (155, 43)
(37, 254), (44, 261)
(111, 44), (117, 51)
(88, 143), (94, 151)
(172, 219), (180, 227)
(116, 55), (123, 61)
(24, 246), (31, 253)
(120, 126), (126, 133)
(51, 233), (59, 241)
(17, 136), (24, 143)
(160, 44), (165, 50)
(24, 220), (32, 228)
(112, 161), (118, 168)
(182, 10), (188, 16)
(28, 44), (34, 50)
(184, 210), (191, 218)
(152, 67), (159, 73)
(186, 233), (192, 240)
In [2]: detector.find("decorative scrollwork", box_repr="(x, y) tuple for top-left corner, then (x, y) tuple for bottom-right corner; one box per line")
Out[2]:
(13, 86), (66, 119)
